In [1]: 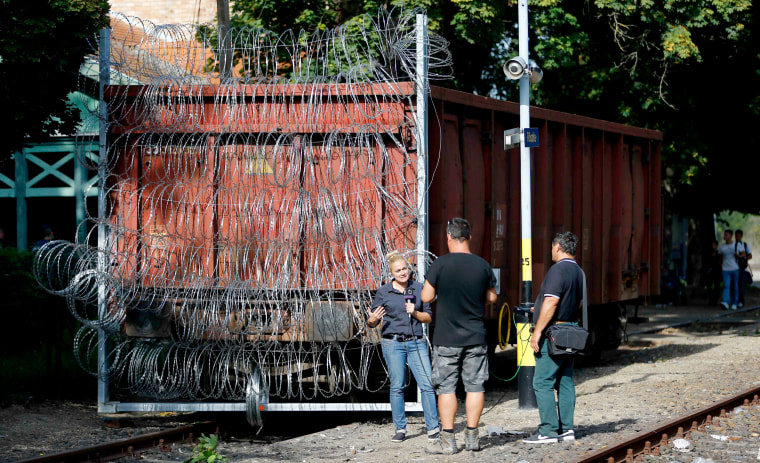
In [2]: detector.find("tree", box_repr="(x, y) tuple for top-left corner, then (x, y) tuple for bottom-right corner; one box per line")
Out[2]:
(225, 0), (508, 91)
(497, 0), (759, 216)
(217, 1), (758, 216)
(0, 0), (110, 159)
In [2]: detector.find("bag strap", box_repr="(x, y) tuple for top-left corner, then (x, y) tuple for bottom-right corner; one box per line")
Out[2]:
(582, 269), (588, 329)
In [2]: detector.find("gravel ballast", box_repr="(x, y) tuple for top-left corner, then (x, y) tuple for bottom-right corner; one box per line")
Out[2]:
(2, 303), (760, 463)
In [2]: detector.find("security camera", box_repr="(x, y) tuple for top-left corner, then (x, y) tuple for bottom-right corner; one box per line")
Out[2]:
(503, 56), (527, 80)
(528, 60), (543, 84)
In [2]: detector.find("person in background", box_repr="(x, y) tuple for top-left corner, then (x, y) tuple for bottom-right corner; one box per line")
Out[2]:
(718, 229), (739, 310)
(368, 251), (439, 444)
(734, 229), (752, 308)
(524, 231), (584, 444)
(32, 224), (54, 251)
(422, 217), (497, 454)
(705, 239), (722, 306)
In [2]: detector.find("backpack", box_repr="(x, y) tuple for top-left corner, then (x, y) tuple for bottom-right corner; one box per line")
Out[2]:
(735, 242), (749, 270)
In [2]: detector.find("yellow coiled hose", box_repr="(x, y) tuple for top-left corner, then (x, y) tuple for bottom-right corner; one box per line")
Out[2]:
(497, 302), (511, 350)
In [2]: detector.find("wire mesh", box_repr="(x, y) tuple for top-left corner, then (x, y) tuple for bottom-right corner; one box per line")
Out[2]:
(35, 7), (450, 402)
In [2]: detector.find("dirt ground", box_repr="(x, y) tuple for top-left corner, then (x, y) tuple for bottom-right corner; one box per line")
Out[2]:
(2, 294), (760, 462)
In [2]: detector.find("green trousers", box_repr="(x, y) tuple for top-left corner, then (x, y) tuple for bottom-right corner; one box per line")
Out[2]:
(533, 337), (576, 437)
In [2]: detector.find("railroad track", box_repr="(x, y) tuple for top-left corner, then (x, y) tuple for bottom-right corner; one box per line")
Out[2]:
(16, 421), (217, 463)
(576, 385), (760, 462)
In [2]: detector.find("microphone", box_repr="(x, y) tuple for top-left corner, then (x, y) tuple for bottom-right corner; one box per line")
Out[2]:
(404, 288), (414, 318)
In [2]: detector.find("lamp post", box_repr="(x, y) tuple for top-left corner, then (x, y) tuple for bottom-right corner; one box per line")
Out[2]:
(503, 0), (542, 410)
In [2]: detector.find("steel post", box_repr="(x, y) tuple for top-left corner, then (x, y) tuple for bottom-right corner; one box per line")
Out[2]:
(97, 27), (110, 410)
(517, 0), (537, 410)
(415, 12), (430, 407)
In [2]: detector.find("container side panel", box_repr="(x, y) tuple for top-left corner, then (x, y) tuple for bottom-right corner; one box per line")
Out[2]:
(216, 140), (301, 287)
(138, 139), (214, 287)
(650, 141), (663, 295)
(531, 120), (551, 294)
(576, 129), (598, 276)
(620, 141), (635, 300)
(428, 102), (445, 257)
(462, 119), (486, 256)
(491, 117), (514, 310)
(630, 144), (646, 295)
(491, 118), (508, 270)
(507, 122), (522, 306)
(591, 136), (605, 303)
(608, 135), (623, 302)
(435, 115), (464, 255)
(111, 139), (141, 283)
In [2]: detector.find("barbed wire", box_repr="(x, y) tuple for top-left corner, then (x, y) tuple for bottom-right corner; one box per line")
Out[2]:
(35, 7), (447, 403)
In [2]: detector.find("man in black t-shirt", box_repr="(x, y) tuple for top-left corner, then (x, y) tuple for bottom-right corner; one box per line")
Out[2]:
(422, 218), (497, 454)
(523, 231), (584, 445)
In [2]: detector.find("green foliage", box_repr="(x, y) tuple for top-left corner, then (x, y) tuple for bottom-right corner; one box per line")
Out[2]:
(0, 0), (110, 159)
(185, 434), (228, 463)
(224, 0), (506, 90)
(0, 247), (92, 400)
(494, 0), (760, 215)
(0, 247), (44, 305)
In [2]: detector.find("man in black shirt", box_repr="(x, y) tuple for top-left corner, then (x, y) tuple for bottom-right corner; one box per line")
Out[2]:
(422, 218), (497, 453)
(523, 231), (584, 444)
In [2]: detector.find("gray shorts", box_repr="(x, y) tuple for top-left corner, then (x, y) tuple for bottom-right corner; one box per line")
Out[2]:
(431, 344), (489, 394)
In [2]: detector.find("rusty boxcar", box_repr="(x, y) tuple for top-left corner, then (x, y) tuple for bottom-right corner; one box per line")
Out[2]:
(426, 87), (663, 352)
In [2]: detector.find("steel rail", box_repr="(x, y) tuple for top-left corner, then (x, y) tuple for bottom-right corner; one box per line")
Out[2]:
(574, 385), (760, 463)
(16, 421), (216, 463)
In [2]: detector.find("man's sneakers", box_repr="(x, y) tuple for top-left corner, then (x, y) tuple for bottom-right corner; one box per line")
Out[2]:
(720, 301), (729, 310)
(522, 431), (558, 444)
(738, 302), (744, 308)
(391, 429), (406, 443)
(523, 429), (575, 444)
(426, 430), (456, 454)
(464, 427), (480, 451)
(731, 304), (738, 310)
(558, 429), (575, 442)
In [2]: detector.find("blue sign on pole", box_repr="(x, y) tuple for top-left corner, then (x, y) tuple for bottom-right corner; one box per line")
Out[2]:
(524, 128), (539, 148)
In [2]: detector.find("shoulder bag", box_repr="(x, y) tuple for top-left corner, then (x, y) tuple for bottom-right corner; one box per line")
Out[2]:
(545, 269), (589, 356)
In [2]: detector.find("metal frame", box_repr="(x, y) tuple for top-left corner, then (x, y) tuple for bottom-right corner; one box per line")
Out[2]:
(101, 401), (418, 413)
(96, 17), (432, 415)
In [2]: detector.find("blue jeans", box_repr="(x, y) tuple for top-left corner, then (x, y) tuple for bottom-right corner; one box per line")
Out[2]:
(381, 338), (439, 433)
(533, 336), (575, 437)
(722, 270), (739, 305)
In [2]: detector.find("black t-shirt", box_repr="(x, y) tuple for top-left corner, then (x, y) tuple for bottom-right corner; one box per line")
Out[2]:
(534, 258), (584, 323)
(426, 253), (496, 347)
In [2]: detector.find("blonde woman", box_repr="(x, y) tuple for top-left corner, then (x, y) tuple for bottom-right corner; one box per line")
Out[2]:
(368, 251), (439, 443)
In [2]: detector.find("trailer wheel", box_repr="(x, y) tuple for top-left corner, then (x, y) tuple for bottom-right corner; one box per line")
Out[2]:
(246, 366), (267, 427)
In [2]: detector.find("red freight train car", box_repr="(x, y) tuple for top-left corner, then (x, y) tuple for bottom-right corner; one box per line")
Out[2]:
(426, 88), (663, 351)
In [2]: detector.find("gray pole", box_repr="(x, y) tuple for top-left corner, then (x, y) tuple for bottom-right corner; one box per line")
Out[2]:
(415, 13), (429, 280)
(97, 27), (110, 410)
(415, 13), (430, 406)
(516, 0), (537, 410)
